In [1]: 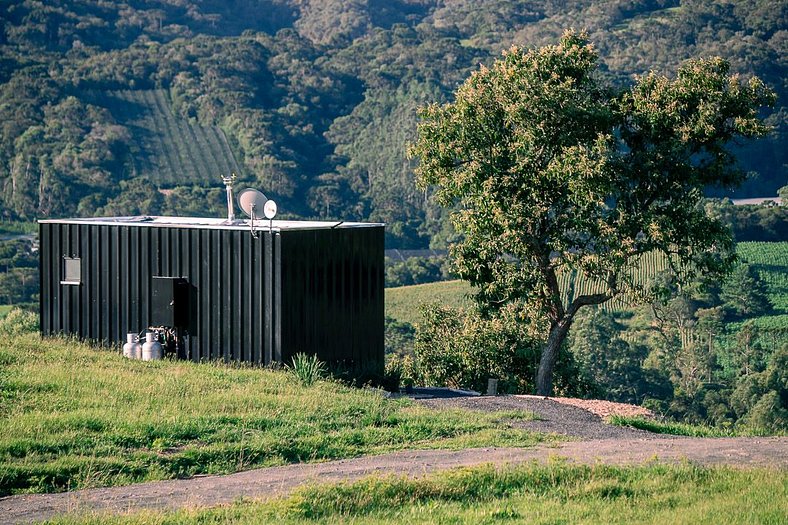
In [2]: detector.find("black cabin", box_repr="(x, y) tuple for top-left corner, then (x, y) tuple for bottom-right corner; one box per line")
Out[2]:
(38, 217), (384, 373)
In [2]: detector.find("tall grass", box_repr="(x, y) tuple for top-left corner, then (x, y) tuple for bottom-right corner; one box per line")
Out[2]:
(0, 331), (550, 496)
(48, 463), (787, 524)
(287, 353), (327, 386)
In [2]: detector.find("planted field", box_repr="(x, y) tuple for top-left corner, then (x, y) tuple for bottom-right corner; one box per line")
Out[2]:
(0, 322), (547, 496)
(94, 90), (242, 186)
(737, 241), (788, 313)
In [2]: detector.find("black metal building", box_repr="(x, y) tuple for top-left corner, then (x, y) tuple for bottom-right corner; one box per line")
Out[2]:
(39, 217), (384, 372)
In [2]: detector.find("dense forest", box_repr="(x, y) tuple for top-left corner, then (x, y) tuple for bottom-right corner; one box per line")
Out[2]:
(0, 0), (785, 248)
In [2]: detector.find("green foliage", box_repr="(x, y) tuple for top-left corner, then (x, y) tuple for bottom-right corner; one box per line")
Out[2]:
(2, 1), (785, 233)
(0, 308), (38, 335)
(393, 243), (788, 431)
(720, 263), (772, 318)
(729, 344), (788, 433)
(413, 303), (587, 395)
(287, 352), (327, 387)
(705, 200), (788, 242)
(568, 309), (672, 404)
(384, 316), (415, 357)
(93, 89), (242, 187)
(0, 237), (38, 305)
(0, 333), (551, 496)
(411, 31), (773, 394)
(736, 241), (788, 313)
(385, 255), (450, 287)
(45, 464), (788, 524)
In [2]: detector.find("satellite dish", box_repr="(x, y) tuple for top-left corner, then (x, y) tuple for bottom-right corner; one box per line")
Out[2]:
(237, 188), (267, 218)
(263, 199), (277, 219)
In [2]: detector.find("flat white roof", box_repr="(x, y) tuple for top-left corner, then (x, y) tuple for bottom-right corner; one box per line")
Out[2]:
(38, 216), (383, 231)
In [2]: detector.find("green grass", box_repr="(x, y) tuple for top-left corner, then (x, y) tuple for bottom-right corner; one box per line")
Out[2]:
(0, 332), (550, 496)
(385, 280), (473, 326)
(48, 463), (788, 524)
(92, 89), (242, 186)
(608, 416), (751, 438)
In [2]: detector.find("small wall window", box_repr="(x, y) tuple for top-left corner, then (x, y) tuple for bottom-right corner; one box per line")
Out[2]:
(61, 257), (81, 285)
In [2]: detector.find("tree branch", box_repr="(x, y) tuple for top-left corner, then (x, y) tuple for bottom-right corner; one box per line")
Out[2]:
(566, 291), (613, 319)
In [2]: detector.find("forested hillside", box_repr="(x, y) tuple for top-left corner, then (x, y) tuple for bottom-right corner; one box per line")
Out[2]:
(1, 0), (785, 247)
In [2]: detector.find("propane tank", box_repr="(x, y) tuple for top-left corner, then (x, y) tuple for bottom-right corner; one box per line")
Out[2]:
(123, 333), (141, 359)
(141, 332), (163, 361)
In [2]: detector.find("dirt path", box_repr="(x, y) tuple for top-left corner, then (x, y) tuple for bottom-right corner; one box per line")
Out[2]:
(3, 437), (786, 524)
(3, 396), (787, 523)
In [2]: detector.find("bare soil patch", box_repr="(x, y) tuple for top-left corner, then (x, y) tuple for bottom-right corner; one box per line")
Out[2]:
(520, 395), (656, 419)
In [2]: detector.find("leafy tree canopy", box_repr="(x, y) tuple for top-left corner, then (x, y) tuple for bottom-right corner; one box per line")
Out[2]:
(411, 31), (774, 395)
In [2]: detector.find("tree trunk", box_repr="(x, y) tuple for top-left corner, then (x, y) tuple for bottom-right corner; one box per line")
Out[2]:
(536, 316), (574, 396)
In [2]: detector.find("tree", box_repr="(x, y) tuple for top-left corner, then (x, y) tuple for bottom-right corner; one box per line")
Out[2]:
(568, 308), (671, 405)
(410, 31), (774, 395)
(720, 263), (772, 318)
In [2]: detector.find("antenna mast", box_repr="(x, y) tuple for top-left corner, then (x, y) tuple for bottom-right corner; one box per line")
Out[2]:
(221, 173), (237, 222)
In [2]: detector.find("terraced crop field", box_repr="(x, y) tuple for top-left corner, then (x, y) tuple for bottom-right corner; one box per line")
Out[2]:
(737, 242), (788, 313)
(95, 89), (242, 186)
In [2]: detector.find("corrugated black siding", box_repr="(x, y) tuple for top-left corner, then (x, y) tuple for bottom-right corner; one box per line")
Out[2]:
(39, 222), (383, 372)
(280, 227), (384, 372)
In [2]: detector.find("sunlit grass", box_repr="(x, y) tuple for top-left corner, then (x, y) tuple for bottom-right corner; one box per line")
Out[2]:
(385, 280), (473, 326)
(609, 415), (784, 438)
(48, 463), (787, 524)
(0, 332), (551, 496)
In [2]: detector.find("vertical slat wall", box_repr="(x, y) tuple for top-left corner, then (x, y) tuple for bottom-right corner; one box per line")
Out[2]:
(40, 222), (281, 365)
(280, 226), (384, 373)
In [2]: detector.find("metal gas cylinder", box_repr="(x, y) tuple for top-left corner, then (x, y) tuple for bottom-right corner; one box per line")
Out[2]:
(123, 333), (141, 359)
(141, 331), (163, 361)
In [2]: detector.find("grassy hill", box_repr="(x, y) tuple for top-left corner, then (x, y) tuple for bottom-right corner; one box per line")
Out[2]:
(386, 280), (474, 326)
(0, 318), (546, 496)
(94, 89), (242, 186)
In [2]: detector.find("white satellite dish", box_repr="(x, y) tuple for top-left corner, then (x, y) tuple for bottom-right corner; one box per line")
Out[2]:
(263, 199), (277, 219)
(237, 188), (268, 218)
(237, 188), (276, 238)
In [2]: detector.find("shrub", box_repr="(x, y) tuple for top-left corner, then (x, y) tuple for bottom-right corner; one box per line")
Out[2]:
(0, 308), (38, 336)
(288, 353), (327, 387)
(413, 303), (541, 393)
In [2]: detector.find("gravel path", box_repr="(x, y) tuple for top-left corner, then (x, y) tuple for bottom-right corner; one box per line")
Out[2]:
(3, 395), (786, 524)
(417, 394), (661, 440)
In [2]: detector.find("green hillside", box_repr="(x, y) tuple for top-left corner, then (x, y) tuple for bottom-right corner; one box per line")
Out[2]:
(0, 320), (546, 496)
(386, 280), (473, 326)
(386, 242), (788, 326)
(94, 89), (242, 186)
(0, 0), (784, 246)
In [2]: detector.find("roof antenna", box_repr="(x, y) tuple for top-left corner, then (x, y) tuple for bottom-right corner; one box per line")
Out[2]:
(221, 173), (237, 223)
